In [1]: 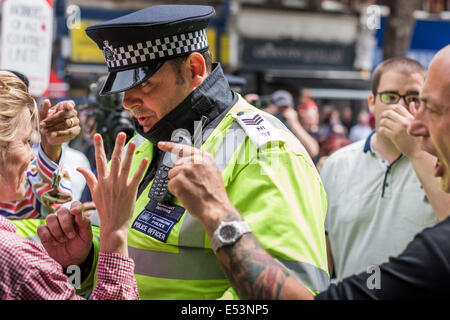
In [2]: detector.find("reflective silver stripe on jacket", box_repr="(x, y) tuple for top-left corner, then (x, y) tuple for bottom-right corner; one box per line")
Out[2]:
(279, 260), (330, 293)
(129, 246), (226, 280)
(129, 244), (329, 289)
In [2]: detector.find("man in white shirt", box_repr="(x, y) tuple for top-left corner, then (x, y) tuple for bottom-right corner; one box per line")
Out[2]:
(321, 57), (450, 281)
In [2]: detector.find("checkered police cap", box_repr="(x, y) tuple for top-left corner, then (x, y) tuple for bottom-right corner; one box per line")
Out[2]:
(85, 5), (215, 95)
(103, 29), (208, 70)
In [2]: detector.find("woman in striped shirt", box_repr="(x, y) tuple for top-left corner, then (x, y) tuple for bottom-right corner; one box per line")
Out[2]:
(0, 71), (146, 299)
(0, 71), (78, 219)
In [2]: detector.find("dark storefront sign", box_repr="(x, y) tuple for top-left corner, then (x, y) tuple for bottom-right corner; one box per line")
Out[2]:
(241, 38), (356, 70)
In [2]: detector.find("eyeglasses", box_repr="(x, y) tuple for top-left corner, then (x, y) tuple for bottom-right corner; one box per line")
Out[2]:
(377, 91), (421, 109)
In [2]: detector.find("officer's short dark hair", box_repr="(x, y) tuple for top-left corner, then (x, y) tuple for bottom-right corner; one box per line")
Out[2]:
(371, 57), (426, 95)
(169, 50), (213, 85)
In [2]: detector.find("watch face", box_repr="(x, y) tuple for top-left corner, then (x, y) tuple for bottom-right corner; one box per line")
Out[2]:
(219, 224), (237, 241)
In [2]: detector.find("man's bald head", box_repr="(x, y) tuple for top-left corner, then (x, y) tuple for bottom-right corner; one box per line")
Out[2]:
(429, 45), (450, 74)
(426, 45), (450, 107)
(409, 45), (450, 192)
(433, 44), (450, 57)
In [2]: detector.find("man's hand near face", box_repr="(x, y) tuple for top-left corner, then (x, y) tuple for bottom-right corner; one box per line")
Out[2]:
(378, 103), (450, 221)
(378, 103), (422, 160)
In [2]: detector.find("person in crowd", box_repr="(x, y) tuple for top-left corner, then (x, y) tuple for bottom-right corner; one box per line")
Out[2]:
(316, 134), (352, 172)
(244, 93), (278, 114)
(297, 99), (321, 163)
(348, 109), (373, 142)
(341, 105), (354, 134)
(20, 74), (91, 205)
(271, 89), (319, 159)
(38, 4), (329, 299)
(321, 56), (450, 281)
(317, 105), (348, 140)
(0, 71), (78, 219)
(0, 69), (147, 299)
(297, 88), (316, 115)
(156, 44), (450, 299)
(225, 74), (247, 94)
(243, 93), (260, 105)
(297, 99), (320, 137)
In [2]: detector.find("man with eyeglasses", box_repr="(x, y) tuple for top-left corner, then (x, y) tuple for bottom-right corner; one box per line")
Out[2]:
(320, 57), (450, 282)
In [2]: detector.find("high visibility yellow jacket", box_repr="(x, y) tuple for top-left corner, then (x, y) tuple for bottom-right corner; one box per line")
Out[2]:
(13, 67), (329, 300)
(76, 94), (328, 299)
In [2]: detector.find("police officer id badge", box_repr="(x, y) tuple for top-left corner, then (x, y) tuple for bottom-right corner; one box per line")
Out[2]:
(131, 200), (185, 242)
(235, 111), (284, 149)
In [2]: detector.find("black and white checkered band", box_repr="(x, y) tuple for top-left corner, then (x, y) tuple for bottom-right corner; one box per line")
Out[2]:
(103, 29), (208, 70)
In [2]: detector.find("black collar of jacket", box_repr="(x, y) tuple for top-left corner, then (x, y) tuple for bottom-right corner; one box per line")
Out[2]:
(133, 63), (237, 145)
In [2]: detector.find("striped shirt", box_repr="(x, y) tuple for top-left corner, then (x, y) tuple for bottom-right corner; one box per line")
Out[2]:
(0, 144), (72, 219)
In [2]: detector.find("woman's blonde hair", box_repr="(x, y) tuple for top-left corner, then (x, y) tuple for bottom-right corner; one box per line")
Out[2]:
(0, 71), (38, 147)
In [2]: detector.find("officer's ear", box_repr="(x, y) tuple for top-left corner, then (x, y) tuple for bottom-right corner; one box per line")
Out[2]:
(186, 52), (207, 88)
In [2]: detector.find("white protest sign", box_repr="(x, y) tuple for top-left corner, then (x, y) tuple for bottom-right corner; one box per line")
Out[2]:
(1, 0), (54, 96)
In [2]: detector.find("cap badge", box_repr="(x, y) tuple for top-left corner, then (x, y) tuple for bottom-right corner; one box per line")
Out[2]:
(103, 40), (116, 62)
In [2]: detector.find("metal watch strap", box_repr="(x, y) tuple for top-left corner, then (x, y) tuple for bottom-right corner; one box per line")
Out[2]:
(210, 220), (252, 253)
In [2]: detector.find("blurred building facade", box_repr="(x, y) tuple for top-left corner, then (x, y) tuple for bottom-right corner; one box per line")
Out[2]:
(1, 0), (449, 111)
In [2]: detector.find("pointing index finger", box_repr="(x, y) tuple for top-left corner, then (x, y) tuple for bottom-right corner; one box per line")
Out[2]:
(157, 141), (197, 159)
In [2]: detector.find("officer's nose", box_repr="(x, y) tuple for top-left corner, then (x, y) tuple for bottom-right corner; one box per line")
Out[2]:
(123, 88), (139, 110)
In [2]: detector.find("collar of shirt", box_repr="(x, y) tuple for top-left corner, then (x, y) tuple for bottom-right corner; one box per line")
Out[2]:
(0, 215), (16, 233)
(363, 130), (376, 153)
(362, 129), (405, 197)
(363, 130), (403, 163)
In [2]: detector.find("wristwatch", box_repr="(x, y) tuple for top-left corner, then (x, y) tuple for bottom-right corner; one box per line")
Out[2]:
(210, 220), (252, 253)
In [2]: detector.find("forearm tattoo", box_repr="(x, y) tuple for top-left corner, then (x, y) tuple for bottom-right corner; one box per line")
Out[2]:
(220, 233), (292, 300)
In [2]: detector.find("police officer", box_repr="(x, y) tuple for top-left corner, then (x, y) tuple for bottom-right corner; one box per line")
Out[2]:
(40, 4), (329, 299)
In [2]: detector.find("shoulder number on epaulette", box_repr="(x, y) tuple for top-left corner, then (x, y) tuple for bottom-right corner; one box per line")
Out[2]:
(235, 111), (284, 149)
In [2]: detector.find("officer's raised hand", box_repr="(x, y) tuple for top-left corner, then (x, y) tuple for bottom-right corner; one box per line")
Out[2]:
(39, 132), (148, 266)
(157, 141), (237, 233)
(78, 133), (149, 255)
